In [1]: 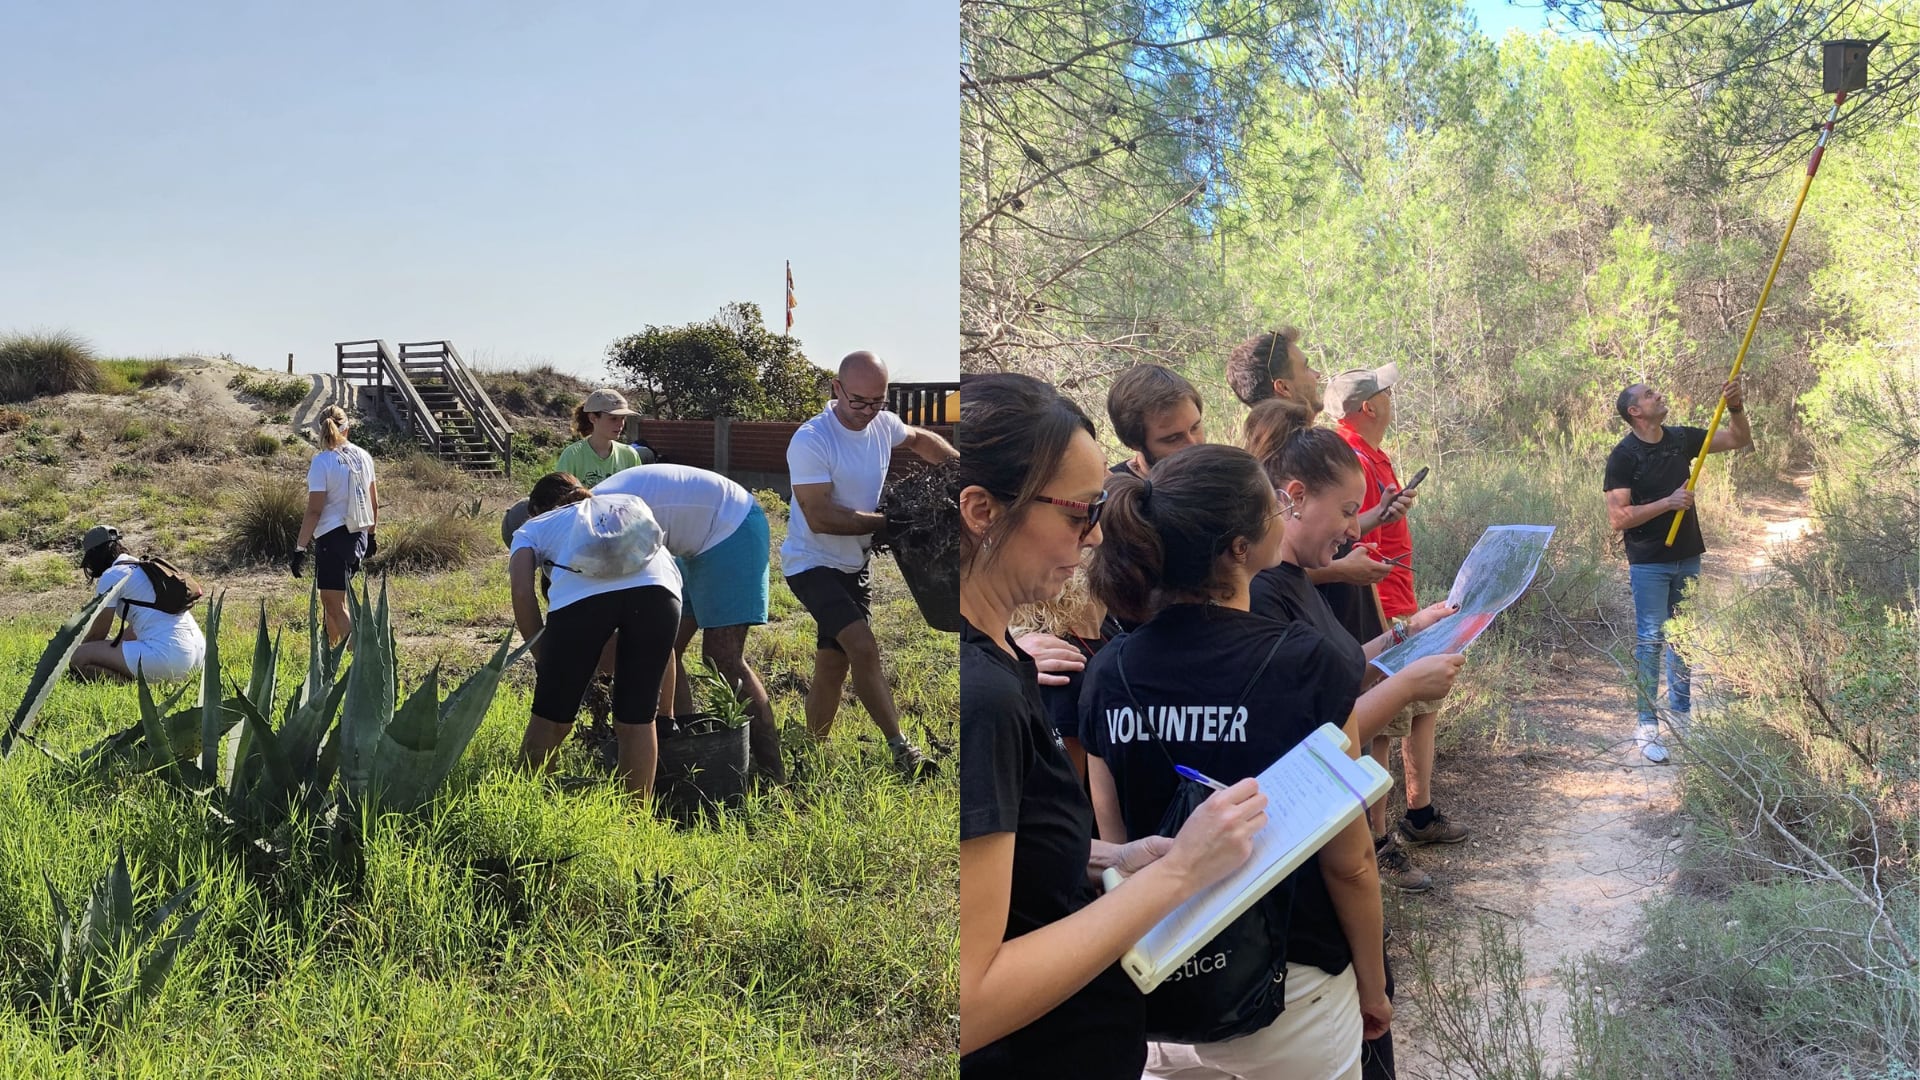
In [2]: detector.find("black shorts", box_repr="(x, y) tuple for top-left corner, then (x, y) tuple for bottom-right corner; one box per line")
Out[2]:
(785, 565), (872, 652)
(314, 526), (366, 592)
(531, 585), (681, 726)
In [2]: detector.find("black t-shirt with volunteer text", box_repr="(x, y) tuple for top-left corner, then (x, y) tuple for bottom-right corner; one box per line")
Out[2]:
(960, 620), (1145, 1079)
(1316, 539), (1387, 647)
(1078, 605), (1362, 970)
(1604, 425), (1708, 564)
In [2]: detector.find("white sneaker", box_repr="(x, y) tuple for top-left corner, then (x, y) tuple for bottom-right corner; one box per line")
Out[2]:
(1637, 724), (1669, 763)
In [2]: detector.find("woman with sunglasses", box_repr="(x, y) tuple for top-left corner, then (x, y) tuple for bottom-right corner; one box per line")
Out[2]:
(961, 373), (1268, 1078)
(1079, 443), (1389, 1080)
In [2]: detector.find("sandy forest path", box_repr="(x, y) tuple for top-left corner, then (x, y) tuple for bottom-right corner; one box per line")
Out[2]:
(1396, 470), (1814, 1078)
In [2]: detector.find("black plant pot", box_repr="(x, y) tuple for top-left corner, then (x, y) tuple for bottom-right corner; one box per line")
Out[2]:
(877, 459), (962, 633)
(655, 712), (750, 822)
(892, 547), (961, 633)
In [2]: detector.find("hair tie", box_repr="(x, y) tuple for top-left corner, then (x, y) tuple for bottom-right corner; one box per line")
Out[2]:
(1138, 477), (1153, 503)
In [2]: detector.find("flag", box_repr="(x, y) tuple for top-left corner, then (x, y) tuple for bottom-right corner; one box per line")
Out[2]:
(785, 260), (796, 335)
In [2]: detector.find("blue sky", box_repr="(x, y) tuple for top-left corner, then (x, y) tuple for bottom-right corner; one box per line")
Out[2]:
(0, 2), (955, 382)
(1461, 0), (1590, 41)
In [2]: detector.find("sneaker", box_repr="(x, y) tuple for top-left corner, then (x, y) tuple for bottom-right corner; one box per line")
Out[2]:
(1398, 808), (1470, 845)
(1375, 836), (1434, 893)
(891, 740), (938, 780)
(1637, 723), (1669, 764)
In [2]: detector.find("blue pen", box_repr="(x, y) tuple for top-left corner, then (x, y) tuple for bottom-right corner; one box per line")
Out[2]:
(1174, 764), (1230, 792)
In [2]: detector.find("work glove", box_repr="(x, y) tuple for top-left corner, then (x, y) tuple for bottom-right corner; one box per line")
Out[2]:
(364, 529), (379, 562)
(290, 548), (307, 578)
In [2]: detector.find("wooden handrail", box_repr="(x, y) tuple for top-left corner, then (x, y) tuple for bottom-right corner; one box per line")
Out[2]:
(398, 340), (512, 466)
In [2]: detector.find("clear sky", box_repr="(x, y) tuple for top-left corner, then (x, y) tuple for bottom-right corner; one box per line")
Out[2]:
(1461, 0), (1590, 41)
(0, 2), (956, 383)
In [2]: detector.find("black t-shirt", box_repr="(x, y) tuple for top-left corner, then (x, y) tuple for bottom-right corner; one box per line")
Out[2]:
(1078, 605), (1361, 965)
(1315, 540), (1386, 646)
(1250, 562), (1368, 690)
(1246, 563), (1372, 978)
(1604, 425), (1708, 564)
(1038, 622), (1119, 744)
(960, 620), (1145, 1079)
(1109, 459), (1143, 479)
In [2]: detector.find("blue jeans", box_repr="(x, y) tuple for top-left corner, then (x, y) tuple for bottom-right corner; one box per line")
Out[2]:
(1629, 556), (1698, 726)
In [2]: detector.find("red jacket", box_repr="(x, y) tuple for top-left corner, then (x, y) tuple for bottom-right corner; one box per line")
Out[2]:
(1337, 419), (1415, 617)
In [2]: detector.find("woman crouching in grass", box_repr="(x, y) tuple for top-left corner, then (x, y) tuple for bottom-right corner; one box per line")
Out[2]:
(69, 525), (206, 683)
(959, 372), (1268, 1078)
(509, 472), (682, 798)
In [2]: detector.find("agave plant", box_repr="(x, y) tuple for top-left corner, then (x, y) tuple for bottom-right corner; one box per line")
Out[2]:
(683, 660), (753, 736)
(1, 578), (128, 759)
(37, 847), (205, 1038)
(81, 578), (529, 859)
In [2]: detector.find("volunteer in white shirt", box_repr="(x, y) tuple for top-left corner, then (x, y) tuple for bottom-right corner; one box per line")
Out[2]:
(511, 473), (683, 798)
(781, 350), (956, 779)
(70, 525), (206, 683)
(292, 405), (379, 647)
(590, 464), (782, 782)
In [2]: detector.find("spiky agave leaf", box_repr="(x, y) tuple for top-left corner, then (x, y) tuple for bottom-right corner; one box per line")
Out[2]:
(338, 577), (397, 798)
(2, 579), (128, 758)
(244, 599), (280, 725)
(114, 901), (204, 1028)
(365, 666), (442, 812)
(422, 630), (535, 802)
(198, 592), (225, 777)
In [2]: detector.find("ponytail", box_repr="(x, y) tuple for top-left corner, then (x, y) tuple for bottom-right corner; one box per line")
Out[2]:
(571, 405), (595, 438)
(1243, 398), (1359, 493)
(317, 405), (350, 450)
(1087, 444), (1274, 623)
(528, 471), (593, 516)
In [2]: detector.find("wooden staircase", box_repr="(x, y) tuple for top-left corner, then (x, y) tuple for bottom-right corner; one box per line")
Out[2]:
(334, 339), (514, 475)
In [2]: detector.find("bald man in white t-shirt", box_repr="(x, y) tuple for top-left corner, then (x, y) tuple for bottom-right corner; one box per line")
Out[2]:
(782, 351), (956, 778)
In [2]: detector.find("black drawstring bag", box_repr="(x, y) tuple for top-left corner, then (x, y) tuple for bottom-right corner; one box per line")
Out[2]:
(1115, 633), (1293, 1045)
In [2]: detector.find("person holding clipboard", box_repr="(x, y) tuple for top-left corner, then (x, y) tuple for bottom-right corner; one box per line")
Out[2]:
(959, 374), (1270, 1079)
(1080, 443), (1390, 1080)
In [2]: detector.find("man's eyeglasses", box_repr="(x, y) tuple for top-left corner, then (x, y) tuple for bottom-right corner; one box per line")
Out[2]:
(834, 381), (888, 413)
(1033, 488), (1109, 540)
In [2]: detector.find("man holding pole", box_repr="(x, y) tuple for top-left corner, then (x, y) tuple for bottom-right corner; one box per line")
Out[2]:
(1603, 378), (1751, 762)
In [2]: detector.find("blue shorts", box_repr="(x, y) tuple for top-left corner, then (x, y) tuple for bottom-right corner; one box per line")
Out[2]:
(676, 502), (770, 628)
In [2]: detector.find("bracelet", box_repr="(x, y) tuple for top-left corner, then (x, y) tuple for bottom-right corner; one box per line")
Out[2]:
(1727, 405), (1744, 414)
(1390, 618), (1409, 645)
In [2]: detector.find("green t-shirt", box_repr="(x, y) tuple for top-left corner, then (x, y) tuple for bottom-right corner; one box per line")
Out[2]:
(555, 439), (644, 488)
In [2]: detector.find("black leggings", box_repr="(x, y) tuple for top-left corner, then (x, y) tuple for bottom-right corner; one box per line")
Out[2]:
(531, 585), (680, 726)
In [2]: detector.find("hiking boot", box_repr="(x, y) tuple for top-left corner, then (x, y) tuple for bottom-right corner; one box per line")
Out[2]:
(891, 740), (938, 780)
(1375, 836), (1433, 893)
(1637, 723), (1669, 764)
(1398, 808), (1470, 845)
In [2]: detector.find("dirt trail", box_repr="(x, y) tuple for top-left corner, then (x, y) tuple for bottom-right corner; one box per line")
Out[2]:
(1396, 472), (1814, 1078)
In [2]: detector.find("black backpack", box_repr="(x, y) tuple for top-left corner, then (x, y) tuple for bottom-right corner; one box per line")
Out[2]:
(1113, 632), (1294, 1045)
(109, 557), (205, 645)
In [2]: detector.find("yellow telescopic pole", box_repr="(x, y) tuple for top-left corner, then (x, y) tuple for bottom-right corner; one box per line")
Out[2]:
(1666, 90), (1847, 546)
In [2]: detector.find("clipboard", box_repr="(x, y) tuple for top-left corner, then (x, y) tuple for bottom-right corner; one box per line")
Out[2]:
(1100, 723), (1391, 994)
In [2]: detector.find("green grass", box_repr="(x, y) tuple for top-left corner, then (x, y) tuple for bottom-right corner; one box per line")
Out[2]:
(227, 371), (311, 411)
(95, 359), (177, 394)
(0, 500), (958, 1076)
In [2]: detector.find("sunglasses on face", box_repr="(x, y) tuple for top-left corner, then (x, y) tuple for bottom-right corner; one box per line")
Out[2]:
(1033, 487), (1109, 540)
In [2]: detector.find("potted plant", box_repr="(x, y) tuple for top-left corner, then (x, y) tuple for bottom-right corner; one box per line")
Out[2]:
(875, 458), (960, 632)
(654, 660), (752, 821)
